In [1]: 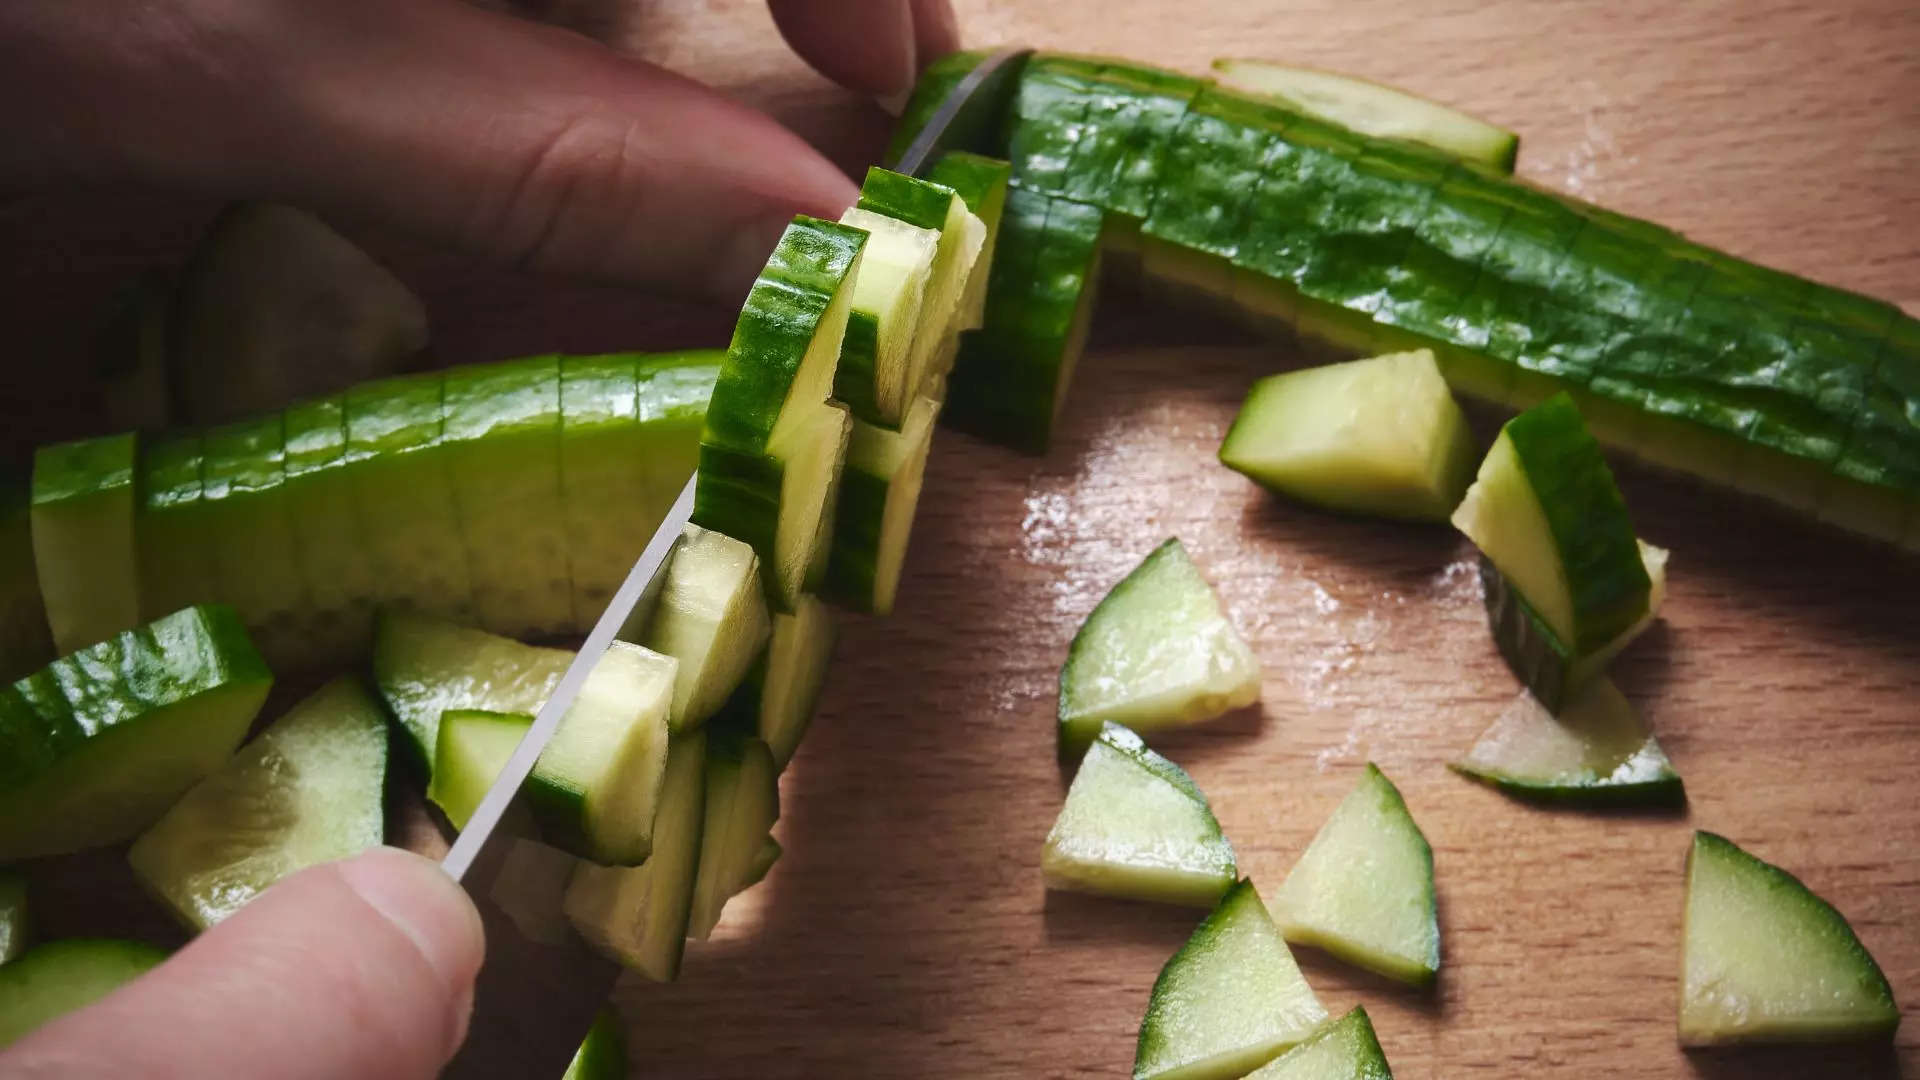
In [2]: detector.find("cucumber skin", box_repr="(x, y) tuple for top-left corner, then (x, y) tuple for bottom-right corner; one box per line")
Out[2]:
(1450, 759), (1684, 809)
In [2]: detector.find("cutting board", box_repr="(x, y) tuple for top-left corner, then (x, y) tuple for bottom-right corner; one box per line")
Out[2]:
(3, 1), (1916, 1077)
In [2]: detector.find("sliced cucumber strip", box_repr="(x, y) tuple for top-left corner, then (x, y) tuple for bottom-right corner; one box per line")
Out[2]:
(1220, 349), (1477, 521)
(834, 202), (939, 426)
(371, 610), (571, 776)
(854, 168), (988, 405)
(282, 393), (382, 663)
(719, 594), (836, 769)
(685, 730), (779, 940)
(0, 939), (168, 1047)
(1058, 538), (1261, 760)
(1273, 764), (1439, 987)
(1481, 539), (1668, 711)
(526, 641), (675, 866)
(1134, 879), (1328, 1080)
(826, 395), (939, 615)
(1043, 722), (1237, 908)
(1452, 679), (1682, 807)
(0, 476), (52, 681)
(0, 870), (27, 964)
(1681, 831), (1899, 1045)
(565, 729), (707, 981)
(639, 525), (772, 731)
(1243, 1006), (1394, 1080)
(925, 152), (1013, 331)
(31, 433), (139, 655)
(429, 709), (531, 830)
(0, 605), (272, 861)
(199, 413), (311, 665)
(127, 676), (387, 930)
(563, 1009), (628, 1080)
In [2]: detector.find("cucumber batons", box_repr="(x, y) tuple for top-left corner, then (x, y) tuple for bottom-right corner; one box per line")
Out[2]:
(685, 731), (779, 941)
(429, 709), (532, 831)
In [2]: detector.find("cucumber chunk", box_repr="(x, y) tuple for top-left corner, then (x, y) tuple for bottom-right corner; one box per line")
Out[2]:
(1058, 538), (1261, 760)
(1481, 540), (1668, 711)
(720, 594), (836, 769)
(924, 152), (1013, 330)
(1681, 831), (1899, 1045)
(199, 413), (311, 665)
(371, 610), (571, 776)
(1243, 1006), (1394, 1080)
(639, 525), (772, 731)
(127, 676), (387, 929)
(826, 395), (940, 615)
(854, 168), (989, 406)
(429, 709), (531, 830)
(834, 203), (939, 426)
(1134, 879), (1328, 1080)
(526, 641), (675, 866)
(0, 869), (27, 964)
(685, 730), (779, 940)
(31, 433), (140, 655)
(1220, 349), (1477, 521)
(0, 939), (168, 1048)
(0, 605), (272, 861)
(1273, 764), (1439, 987)
(1452, 678), (1683, 807)
(563, 1009), (628, 1080)
(0, 477), (53, 681)
(1042, 721), (1237, 907)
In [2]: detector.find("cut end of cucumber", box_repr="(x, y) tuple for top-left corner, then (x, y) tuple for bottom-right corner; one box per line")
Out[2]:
(0, 938), (169, 1048)
(1243, 1006), (1394, 1080)
(1452, 679), (1683, 808)
(31, 432), (140, 657)
(835, 206), (939, 425)
(530, 641), (675, 866)
(371, 609), (572, 777)
(642, 526), (773, 730)
(429, 709), (532, 831)
(775, 404), (853, 610)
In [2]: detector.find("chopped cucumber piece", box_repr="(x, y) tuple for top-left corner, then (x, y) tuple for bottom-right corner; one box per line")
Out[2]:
(1243, 1006), (1394, 1080)
(563, 1009), (628, 1080)
(1134, 879), (1328, 1080)
(1219, 349), (1477, 521)
(127, 676), (387, 929)
(1452, 679), (1683, 807)
(826, 395), (940, 615)
(0, 605), (272, 861)
(925, 152), (1013, 330)
(834, 203), (939, 426)
(282, 393), (382, 663)
(429, 709), (531, 830)
(0, 477), (52, 681)
(0, 939), (168, 1047)
(94, 270), (174, 434)
(0, 870), (27, 964)
(1043, 722), (1237, 907)
(719, 594), (836, 768)
(685, 730), (778, 940)
(1273, 764), (1439, 987)
(526, 641), (675, 866)
(31, 433), (139, 655)
(1681, 831), (1899, 1045)
(639, 526), (772, 731)
(854, 168), (988, 405)
(343, 371), (477, 623)
(1058, 538), (1261, 760)
(371, 610), (571, 776)
(1481, 540), (1668, 711)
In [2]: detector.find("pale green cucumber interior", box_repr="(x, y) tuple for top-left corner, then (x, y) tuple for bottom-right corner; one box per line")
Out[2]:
(686, 735), (778, 941)
(1565, 540), (1669, 687)
(1453, 678), (1678, 793)
(371, 610), (572, 775)
(640, 526), (771, 729)
(851, 395), (940, 616)
(430, 709), (531, 830)
(0, 939), (169, 1048)
(1243, 1006), (1392, 1080)
(838, 207), (938, 422)
(767, 254), (860, 458)
(1452, 430), (1575, 646)
(759, 595), (836, 767)
(773, 404), (852, 608)
(534, 641), (675, 865)
(903, 200), (986, 404)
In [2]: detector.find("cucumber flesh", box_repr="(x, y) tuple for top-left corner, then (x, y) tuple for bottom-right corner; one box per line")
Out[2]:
(924, 152), (1013, 330)
(1219, 348), (1477, 521)
(1481, 540), (1668, 712)
(638, 525), (772, 731)
(854, 169), (988, 406)
(0, 939), (169, 1048)
(1058, 538), (1261, 760)
(371, 610), (572, 776)
(1134, 879), (1328, 1080)
(1273, 764), (1439, 987)
(834, 205), (939, 426)
(31, 433), (140, 655)
(1243, 1006), (1394, 1080)
(722, 594), (836, 769)
(826, 395), (940, 615)
(527, 641), (675, 866)
(429, 709), (531, 830)
(563, 1008), (628, 1080)
(127, 676), (387, 930)
(1043, 722), (1237, 908)
(0, 869), (27, 964)
(685, 730), (779, 940)
(1452, 679), (1683, 807)
(1681, 831), (1899, 1045)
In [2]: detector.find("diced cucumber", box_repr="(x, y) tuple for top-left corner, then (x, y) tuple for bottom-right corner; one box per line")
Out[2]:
(0, 939), (168, 1047)
(1243, 1006), (1394, 1080)
(720, 594), (836, 769)
(0, 477), (52, 681)
(526, 641), (675, 866)
(31, 433), (140, 655)
(343, 372), (476, 622)
(282, 394), (382, 663)
(0, 870), (27, 964)
(854, 168), (989, 406)
(1481, 540), (1669, 711)
(924, 152), (1013, 330)
(1042, 722), (1237, 908)
(1273, 764), (1439, 987)
(1452, 678), (1683, 807)
(685, 730), (778, 940)
(1220, 349), (1477, 521)
(833, 203), (939, 426)
(563, 1009), (628, 1080)
(1134, 879), (1328, 1080)
(127, 676), (387, 929)
(565, 729), (708, 982)
(0, 605), (272, 861)
(1058, 539), (1261, 761)
(639, 525), (772, 731)
(1681, 831), (1898, 1045)
(199, 413), (311, 665)
(94, 271), (174, 434)
(429, 709), (531, 830)
(826, 396), (940, 615)
(371, 610), (571, 776)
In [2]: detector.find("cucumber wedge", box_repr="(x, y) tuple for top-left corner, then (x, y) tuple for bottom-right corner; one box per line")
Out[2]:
(0, 605), (272, 861)
(429, 709), (531, 830)
(31, 433), (140, 655)
(833, 203), (939, 426)
(1042, 722), (1237, 907)
(1273, 764), (1439, 987)
(924, 152), (1013, 330)
(826, 395), (940, 615)
(343, 372), (476, 623)
(1452, 679), (1683, 807)
(1681, 831), (1899, 1045)
(526, 641), (675, 866)
(1244, 1006), (1394, 1080)
(0, 869), (27, 964)
(563, 1009), (628, 1080)
(0, 477), (53, 681)
(639, 525), (772, 731)
(1481, 539), (1669, 712)
(1220, 349), (1477, 521)
(0, 939), (168, 1047)
(685, 729), (779, 940)
(1134, 879), (1328, 1080)
(282, 393), (382, 663)
(371, 610), (572, 775)
(127, 676), (387, 929)
(1058, 538), (1261, 760)
(721, 594), (836, 769)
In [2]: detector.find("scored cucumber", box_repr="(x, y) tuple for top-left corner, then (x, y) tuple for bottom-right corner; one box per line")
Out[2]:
(371, 609), (571, 776)
(833, 202), (939, 426)
(1134, 879), (1328, 1080)
(199, 412), (311, 664)
(1243, 1006), (1394, 1080)
(0, 939), (169, 1048)
(639, 525), (772, 731)
(282, 393), (383, 663)
(0, 477), (52, 681)
(0, 605), (272, 861)
(1681, 831), (1899, 1045)
(685, 729), (779, 940)
(1481, 539), (1669, 712)
(0, 869), (27, 964)
(526, 641), (675, 866)
(719, 594), (836, 769)
(924, 152), (1013, 331)
(1058, 538), (1261, 760)
(31, 433), (140, 655)
(563, 1009), (628, 1080)
(1042, 722), (1237, 908)
(1273, 764), (1439, 987)
(1452, 678), (1683, 807)
(343, 371), (476, 623)
(826, 395), (940, 615)
(429, 709), (532, 830)
(127, 676), (387, 929)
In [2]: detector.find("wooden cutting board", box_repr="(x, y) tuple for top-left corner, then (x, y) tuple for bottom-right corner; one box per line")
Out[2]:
(3, 1), (1916, 1077)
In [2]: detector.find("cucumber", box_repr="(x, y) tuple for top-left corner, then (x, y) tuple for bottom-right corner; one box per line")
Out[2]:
(0, 939), (168, 1047)
(199, 413), (311, 664)
(0, 869), (27, 964)
(525, 641), (675, 866)
(743, 836), (782, 889)
(282, 393), (382, 663)
(1272, 764), (1439, 986)
(31, 433), (140, 655)
(0, 604), (272, 861)
(371, 609), (571, 776)
(343, 372), (476, 622)
(685, 729), (778, 940)
(1212, 58), (1518, 172)
(564, 729), (708, 981)
(134, 434), (213, 632)
(1481, 539), (1669, 712)
(94, 270), (174, 434)
(924, 152), (1013, 330)
(1220, 348), (1477, 521)
(638, 525), (772, 731)
(833, 202), (940, 426)
(1243, 1006), (1394, 1080)
(1042, 721), (1236, 908)
(854, 168), (988, 406)
(1057, 538), (1261, 761)
(563, 1009), (628, 1080)
(127, 676), (387, 929)
(1681, 831), (1898, 1045)
(428, 709), (531, 830)
(721, 594), (836, 768)
(1452, 678), (1683, 807)
(0, 478), (52, 681)
(826, 395), (940, 615)
(1134, 879), (1328, 1080)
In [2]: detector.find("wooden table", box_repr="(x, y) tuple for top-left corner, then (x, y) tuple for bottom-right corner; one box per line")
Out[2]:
(5, 1), (1917, 1076)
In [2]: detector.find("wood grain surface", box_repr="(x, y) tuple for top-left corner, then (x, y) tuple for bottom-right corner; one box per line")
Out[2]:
(4, 1), (1918, 1077)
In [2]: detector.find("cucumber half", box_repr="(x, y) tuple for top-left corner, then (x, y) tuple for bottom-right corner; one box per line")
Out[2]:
(1452, 679), (1683, 807)
(127, 676), (387, 930)
(638, 525), (773, 731)
(1680, 831), (1898, 1045)
(1043, 722), (1237, 908)
(31, 433), (140, 656)
(1058, 538), (1261, 760)
(1273, 764), (1439, 987)
(371, 610), (572, 776)
(826, 395), (940, 615)
(685, 730), (779, 940)
(853, 167), (988, 406)
(1243, 1006), (1394, 1080)
(0, 938), (169, 1048)
(1134, 879), (1328, 1080)
(429, 709), (532, 830)
(924, 152), (1013, 330)
(1481, 540), (1669, 712)
(834, 202), (939, 426)
(526, 641), (675, 866)
(0, 869), (27, 964)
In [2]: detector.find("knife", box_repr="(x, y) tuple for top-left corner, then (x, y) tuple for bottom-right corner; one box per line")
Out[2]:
(439, 45), (1034, 1078)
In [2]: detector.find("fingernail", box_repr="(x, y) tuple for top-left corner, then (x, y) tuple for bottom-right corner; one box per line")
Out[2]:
(338, 847), (485, 1047)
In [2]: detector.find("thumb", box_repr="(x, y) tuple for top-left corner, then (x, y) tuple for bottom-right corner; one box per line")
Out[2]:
(1, 847), (484, 1080)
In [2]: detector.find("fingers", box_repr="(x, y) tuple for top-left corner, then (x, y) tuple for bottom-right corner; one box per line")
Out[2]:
(908, 0), (963, 68)
(768, 0), (962, 94)
(1, 848), (484, 1080)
